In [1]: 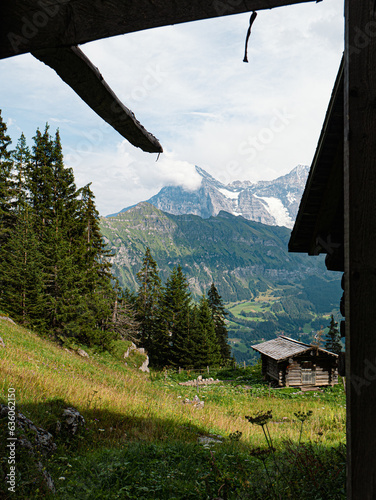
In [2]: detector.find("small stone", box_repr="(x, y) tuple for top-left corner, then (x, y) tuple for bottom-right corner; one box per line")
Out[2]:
(77, 348), (89, 358)
(62, 407), (85, 435)
(139, 355), (150, 373)
(124, 342), (137, 358)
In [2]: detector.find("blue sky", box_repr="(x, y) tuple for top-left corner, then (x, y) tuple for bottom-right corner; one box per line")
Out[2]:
(1, 0), (343, 215)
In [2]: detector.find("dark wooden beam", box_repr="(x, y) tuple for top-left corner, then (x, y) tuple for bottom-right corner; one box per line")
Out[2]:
(344, 1), (376, 498)
(33, 46), (162, 153)
(1, 0), (317, 59)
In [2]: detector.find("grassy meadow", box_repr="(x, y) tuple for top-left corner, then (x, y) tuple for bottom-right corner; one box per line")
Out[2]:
(0, 318), (346, 499)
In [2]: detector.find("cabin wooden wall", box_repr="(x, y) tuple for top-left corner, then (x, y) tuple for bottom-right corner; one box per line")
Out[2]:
(285, 355), (337, 387)
(285, 360), (301, 387)
(266, 357), (279, 381)
(262, 353), (337, 387)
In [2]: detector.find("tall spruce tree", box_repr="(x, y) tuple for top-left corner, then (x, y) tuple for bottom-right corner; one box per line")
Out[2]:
(28, 126), (82, 332)
(324, 315), (342, 354)
(0, 130), (44, 327)
(207, 283), (231, 364)
(71, 184), (117, 346)
(160, 265), (192, 367)
(190, 296), (221, 368)
(0, 110), (14, 245)
(136, 248), (164, 361)
(0, 134), (44, 325)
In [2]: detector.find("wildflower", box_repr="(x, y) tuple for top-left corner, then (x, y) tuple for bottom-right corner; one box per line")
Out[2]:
(245, 410), (273, 426)
(59, 477), (66, 480)
(294, 410), (313, 422)
(229, 430), (242, 441)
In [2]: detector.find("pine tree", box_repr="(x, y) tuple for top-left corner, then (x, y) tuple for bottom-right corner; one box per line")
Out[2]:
(0, 127), (43, 322)
(73, 184), (117, 346)
(28, 126), (81, 332)
(12, 133), (31, 209)
(190, 296), (221, 368)
(136, 248), (163, 360)
(160, 265), (192, 367)
(0, 110), (14, 245)
(324, 315), (342, 354)
(0, 202), (45, 327)
(207, 283), (231, 364)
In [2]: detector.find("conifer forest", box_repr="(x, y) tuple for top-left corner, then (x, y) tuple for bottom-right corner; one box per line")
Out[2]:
(0, 110), (231, 368)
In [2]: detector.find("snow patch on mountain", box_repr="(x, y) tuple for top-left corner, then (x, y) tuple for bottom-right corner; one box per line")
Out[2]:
(254, 195), (294, 228)
(287, 192), (296, 204)
(217, 188), (241, 200)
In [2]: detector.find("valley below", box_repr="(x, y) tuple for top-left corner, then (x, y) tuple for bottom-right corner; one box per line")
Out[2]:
(101, 202), (342, 363)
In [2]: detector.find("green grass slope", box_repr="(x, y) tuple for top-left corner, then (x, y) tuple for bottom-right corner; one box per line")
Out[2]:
(0, 318), (346, 499)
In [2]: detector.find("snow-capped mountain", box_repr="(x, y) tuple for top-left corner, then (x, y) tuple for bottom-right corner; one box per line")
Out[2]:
(144, 165), (309, 229)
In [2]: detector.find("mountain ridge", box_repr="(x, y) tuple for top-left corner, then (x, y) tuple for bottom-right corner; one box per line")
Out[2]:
(101, 201), (339, 303)
(109, 164), (309, 229)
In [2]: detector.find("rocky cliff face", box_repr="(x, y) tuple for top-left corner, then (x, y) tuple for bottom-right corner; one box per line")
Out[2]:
(115, 165), (309, 229)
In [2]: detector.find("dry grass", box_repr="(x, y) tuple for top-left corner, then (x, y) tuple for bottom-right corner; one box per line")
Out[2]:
(0, 318), (345, 451)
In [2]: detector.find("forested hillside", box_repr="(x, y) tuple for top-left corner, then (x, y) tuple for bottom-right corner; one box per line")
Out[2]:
(101, 203), (342, 361)
(101, 202), (339, 303)
(0, 113), (118, 347)
(0, 112), (233, 368)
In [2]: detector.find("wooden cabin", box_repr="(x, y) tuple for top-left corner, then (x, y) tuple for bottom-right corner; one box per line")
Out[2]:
(251, 336), (338, 388)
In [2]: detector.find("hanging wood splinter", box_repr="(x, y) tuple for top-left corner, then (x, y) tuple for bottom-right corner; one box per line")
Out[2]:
(243, 11), (257, 63)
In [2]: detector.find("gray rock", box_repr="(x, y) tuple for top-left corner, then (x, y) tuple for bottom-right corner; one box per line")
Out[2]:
(124, 343), (149, 372)
(139, 356), (150, 373)
(124, 342), (137, 358)
(198, 435), (223, 445)
(183, 395), (204, 409)
(13, 409), (56, 455)
(38, 461), (56, 493)
(61, 407), (85, 435)
(179, 377), (220, 387)
(0, 316), (15, 324)
(0, 404), (56, 492)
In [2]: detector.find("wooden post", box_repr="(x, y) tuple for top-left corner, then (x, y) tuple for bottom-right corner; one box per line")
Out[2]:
(344, 2), (376, 497)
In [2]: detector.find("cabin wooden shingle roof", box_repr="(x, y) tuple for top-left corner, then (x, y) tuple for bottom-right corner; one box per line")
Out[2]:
(251, 336), (338, 361)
